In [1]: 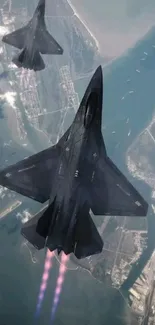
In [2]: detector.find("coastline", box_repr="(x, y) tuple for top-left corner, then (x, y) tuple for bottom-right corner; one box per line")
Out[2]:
(68, 0), (155, 61)
(67, 0), (100, 52)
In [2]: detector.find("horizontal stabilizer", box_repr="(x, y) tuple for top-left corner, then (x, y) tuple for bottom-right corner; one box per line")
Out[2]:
(91, 156), (148, 217)
(21, 205), (48, 249)
(36, 198), (57, 238)
(12, 49), (45, 71)
(45, 204), (103, 259)
(0, 145), (59, 202)
(37, 29), (63, 55)
(74, 206), (103, 259)
(2, 25), (63, 56)
(2, 26), (28, 49)
(45, 201), (64, 252)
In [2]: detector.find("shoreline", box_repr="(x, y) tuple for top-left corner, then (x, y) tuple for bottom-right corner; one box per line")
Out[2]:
(67, 0), (100, 52)
(68, 1), (155, 61)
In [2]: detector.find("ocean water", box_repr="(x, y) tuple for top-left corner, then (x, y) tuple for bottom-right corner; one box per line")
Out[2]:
(70, 0), (155, 57)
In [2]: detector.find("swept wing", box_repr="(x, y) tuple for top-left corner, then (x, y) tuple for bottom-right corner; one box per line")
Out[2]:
(90, 154), (148, 217)
(0, 145), (59, 203)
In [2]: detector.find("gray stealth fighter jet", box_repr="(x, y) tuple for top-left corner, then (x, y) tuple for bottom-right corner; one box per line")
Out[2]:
(2, 0), (63, 71)
(0, 66), (148, 259)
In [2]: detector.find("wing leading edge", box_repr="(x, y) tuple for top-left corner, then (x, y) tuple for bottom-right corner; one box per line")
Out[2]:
(2, 26), (63, 55)
(90, 156), (148, 217)
(2, 26), (28, 49)
(0, 145), (60, 203)
(37, 29), (63, 55)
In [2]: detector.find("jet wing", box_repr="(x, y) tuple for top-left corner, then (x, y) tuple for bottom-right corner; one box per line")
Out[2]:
(2, 26), (28, 49)
(90, 156), (148, 217)
(37, 29), (63, 55)
(58, 126), (72, 146)
(0, 145), (59, 203)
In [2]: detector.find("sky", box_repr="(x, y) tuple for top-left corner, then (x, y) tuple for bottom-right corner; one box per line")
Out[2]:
(70, 0), (155, 58)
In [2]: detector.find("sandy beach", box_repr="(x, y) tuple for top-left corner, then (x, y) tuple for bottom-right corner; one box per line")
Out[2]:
(70, 0), (155, 59)
(67, 0), (100, 51)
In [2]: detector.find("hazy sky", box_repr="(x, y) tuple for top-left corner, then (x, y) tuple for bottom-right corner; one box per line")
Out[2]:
(70, 0), (155, 58)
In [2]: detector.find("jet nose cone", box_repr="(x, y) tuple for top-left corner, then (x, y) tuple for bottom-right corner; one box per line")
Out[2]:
(76, 65), (103, 126)
(94, 65), (102, 79)
(89, 65), (103, 94)
(38, 0), (45, 5)
(92, 65), (102, 81)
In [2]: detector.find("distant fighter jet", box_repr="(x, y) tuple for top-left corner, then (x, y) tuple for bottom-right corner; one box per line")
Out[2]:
(0, 66), (148, 259)
(2, 0), (63, 71)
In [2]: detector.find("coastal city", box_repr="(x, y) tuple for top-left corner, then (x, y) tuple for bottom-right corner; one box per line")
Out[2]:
(129, 251), (155, 325)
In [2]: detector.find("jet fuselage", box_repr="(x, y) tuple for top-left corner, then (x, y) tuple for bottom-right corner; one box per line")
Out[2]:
(24, 3), (45, 58)
(47, 89), (104, 254)
(0, 66), (148, 259)
(2, 0), (63, 71)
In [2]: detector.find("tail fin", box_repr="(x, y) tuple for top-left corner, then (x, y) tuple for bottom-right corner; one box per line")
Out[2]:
(21, 201), (103, 259)
(12, 48), (45, 71)
(36, 197), (57, 237)
(2, 26), (28, 49)
(21, 199), (57, 249)
(46, 205), (104, 259)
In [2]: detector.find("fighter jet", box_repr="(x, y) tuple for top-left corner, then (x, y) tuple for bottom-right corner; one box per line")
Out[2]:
(0, 66), (148, 259)
(2, 0), (63, 71)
